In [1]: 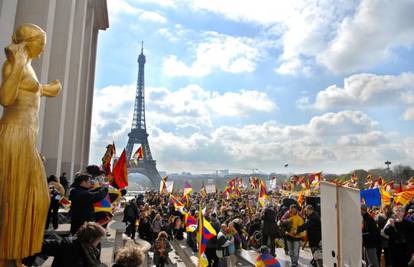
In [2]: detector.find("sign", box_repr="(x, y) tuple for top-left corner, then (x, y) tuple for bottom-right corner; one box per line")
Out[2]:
(320, 182), (362, 267)
(205, 184), (216, 194)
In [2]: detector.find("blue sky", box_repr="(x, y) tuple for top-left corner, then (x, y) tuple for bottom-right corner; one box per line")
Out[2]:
(90, 0), (414, 174)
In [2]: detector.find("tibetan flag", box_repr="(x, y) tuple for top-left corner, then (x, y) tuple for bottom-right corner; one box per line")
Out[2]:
(250, 177), (259, 189)
(309, 172), (322, 184)
(160, 176), (168, 194)
(181, 194), (189, 204)
(133, 146), (143, 160)
(256, 253), (281, 267)
(170, 194), (184, 212)
(102, 143), (116, 175)
(258, 179), (268, 207)
(184, 213), (197, 232)
(94, 194), (112, 213)
(59, 197), (71, 208)
(351, 171), (358, 181)
(184, 181), (193, 196)
(199, 217), (217, 255)
(111, 149), (128, 189)
(199, 181), (207, 198)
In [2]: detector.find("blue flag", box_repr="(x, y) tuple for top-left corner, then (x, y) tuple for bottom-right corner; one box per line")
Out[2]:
(360, 188), (381, 207)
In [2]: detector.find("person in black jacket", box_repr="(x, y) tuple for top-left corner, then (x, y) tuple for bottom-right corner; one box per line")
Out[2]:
(296, 205), (322, 267)
(23, 222), (106, 267)
(261, 205), (280, 257)
(361, 204), (380, 267)
(69, 173), (108, 235)
(123, 199), (140, 239)
(205, 215), (221, 267)
(384, 206), (414, 267)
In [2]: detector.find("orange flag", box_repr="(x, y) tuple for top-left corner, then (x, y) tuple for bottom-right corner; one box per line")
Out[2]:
(112, 149), (128, 189)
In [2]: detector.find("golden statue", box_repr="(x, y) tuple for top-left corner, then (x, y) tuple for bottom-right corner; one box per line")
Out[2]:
(0, 24), (61, 266)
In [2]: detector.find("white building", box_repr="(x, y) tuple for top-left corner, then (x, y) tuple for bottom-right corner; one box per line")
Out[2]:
(0, 0), (109, 181)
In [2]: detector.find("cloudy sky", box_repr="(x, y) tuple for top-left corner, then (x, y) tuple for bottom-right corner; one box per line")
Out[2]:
(90, 0), (414, 174)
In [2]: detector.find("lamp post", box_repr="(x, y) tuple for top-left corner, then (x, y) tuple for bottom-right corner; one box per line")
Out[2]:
(385, 160), (391, 171)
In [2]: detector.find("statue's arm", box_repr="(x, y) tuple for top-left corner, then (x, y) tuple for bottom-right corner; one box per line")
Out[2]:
(41, 79), (61, 97)
(0, 60), (22, 106)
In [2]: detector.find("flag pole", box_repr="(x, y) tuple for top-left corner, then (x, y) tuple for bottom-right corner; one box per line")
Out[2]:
(197, 204), (203, 267)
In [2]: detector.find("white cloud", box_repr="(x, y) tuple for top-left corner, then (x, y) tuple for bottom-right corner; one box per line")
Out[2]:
(107, 0), (167, 24)
(90, 84), (277, 167)
(139, 11), (167, 23)
(107, 0), (141, 18)
(308, 72), (414, 120)
(186, 0), (357, 75)
(179, 0), (414, 75)
(275, 57), (311, 76)
(318, 0), (414, 73)
(162, 32), (261, 77)
(157, 24), (187, 42)
(337, 131), (387, 146)
(208, 90), (276, 117)
(146, 84), (276, 125)
(90, 88), (411, 173)
(308, 110), (377, 136)
(148, 110), (410, 173)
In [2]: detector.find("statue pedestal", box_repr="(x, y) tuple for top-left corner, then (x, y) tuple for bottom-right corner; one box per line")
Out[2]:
(109, 220), (151, 265)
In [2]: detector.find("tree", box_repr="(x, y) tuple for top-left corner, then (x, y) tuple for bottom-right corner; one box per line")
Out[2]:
(393, 165), (414, 181)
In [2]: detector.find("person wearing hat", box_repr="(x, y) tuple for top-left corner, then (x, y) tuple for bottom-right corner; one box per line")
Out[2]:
(69, 173), (108, 235)
(256, 245), (281, 267)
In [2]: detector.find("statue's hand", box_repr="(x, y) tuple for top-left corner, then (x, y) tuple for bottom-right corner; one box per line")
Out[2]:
(50, 79), (62, 90)
(5, 43), (28, 65)
(41, 79), (62, 97)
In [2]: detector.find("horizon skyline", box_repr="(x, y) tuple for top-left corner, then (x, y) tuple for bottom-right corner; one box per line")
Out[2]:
(89, 0), (414, 174)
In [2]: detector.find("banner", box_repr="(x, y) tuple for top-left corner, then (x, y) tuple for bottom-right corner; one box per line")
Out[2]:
(205, 184), (216, 194)
(360, 188), (381, 207)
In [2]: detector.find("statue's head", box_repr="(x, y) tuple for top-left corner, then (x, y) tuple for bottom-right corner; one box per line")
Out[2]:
(12, 24), (46, 59)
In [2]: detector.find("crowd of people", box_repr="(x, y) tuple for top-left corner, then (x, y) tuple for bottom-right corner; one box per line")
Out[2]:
(122, 189), (322, 267)
(22, 167), (414, 267)
(121, 183), (414, 267)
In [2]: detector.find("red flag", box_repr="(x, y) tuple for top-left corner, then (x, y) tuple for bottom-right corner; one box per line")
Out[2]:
(112, 149), (128, 189)
(102, 143), (116, 175)
(133, 146), (143, 160)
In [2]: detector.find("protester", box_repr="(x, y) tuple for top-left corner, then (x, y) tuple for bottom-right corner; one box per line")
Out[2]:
(113, 241), (145, 267)
(361, 204), (380, 267)
(152, 213), (164, 241)
(23, 222), (106, 267)
(153, 231), (171, 267)
(45, 175), (65, 230)
(69, 173), (108, 235)
(281, 204), (304, 267)
(261, 204), (280, 257)
(384, 206), (414, 266)
(296, 204), (322, 267)
(123, 199), (140, 239)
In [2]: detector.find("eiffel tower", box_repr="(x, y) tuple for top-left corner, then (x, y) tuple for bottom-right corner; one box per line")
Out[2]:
(125, 42), (161, 188)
